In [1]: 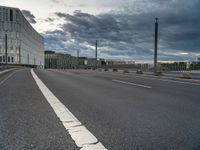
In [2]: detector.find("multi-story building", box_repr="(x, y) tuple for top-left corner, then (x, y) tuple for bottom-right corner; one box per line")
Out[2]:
(0, 5), (44, 67)
(45, 51), (77, 69)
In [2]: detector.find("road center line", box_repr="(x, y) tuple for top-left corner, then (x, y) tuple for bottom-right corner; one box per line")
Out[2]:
(112, 79), (152, 89)
(31, 69), (107, 150)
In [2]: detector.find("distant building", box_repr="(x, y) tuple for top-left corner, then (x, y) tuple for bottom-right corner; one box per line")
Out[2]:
(158, 62), (187, 71)
(105, 60), (126, 65)
(127, 61), (135, 64)
(190, 58), (200, 70)
(45, 51), (77, 69)
(78, 57), (102, 67)
(0, 5), (44, 67)
(45, 51), (105, 69)
(136, 63), (150, 70)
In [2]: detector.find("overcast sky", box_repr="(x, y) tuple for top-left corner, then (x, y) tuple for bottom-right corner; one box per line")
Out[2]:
(1, 0), (200, 62)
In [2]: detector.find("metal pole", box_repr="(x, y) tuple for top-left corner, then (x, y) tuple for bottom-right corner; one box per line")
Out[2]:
(95, 40), (98, 68)
(27, 53), (29, 64)
(5, 34), (8, 65)
(19, 46), (21, 64)
(77, 50), (79, 58)
(95, 40), (98, 60)
(77, 50), (79, 69)
(154, 17), (159, 74)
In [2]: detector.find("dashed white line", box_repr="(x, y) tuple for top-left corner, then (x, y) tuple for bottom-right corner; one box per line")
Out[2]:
(31, 69), (107, 150)
(0, 70), (17, 86)
(123, 74), (200, 86)
(112, 79), (152, 89)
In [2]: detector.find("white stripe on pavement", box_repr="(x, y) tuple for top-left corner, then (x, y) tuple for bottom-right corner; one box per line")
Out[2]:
(123, 74), (200, 86)
(0, 68), (16, 74)
(31, 69), (107, 150)
(112, 79), (152, 89)
(0, 70), (17, 86)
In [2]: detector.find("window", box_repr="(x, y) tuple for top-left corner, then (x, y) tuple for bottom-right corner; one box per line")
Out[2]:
(3, 55), (5, 62)
(6, 9), (8, 21)
(0, 8), (2, 22)
(10, 9), (13, 21)
(16, 32), (20, 38)
(8, 56), (10, 62)
(3, 8), (5, 21)
(16, 10), (20, 22)
(11, 57), (14, 62)
(0, 56), (2, 62)
(3, 8), (8, 21)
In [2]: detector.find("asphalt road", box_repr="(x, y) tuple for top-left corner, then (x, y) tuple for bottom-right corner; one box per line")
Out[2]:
(0, 69), (78, 150)
(1, 68), (200, 150)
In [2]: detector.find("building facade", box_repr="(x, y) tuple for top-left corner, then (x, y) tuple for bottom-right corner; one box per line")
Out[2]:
(0, 6), (44, 67)
(45, 51), (77, 69)
(45, 51), (104, 69)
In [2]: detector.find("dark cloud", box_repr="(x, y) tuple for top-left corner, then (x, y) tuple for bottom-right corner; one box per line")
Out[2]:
(22, 10), (37, 24)
(44, 0), (200, 61)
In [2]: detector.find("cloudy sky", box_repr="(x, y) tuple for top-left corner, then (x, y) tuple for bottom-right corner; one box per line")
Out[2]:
(1, 0), (200, 62)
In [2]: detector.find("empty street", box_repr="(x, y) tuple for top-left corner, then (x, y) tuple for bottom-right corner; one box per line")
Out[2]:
(1, 68), (200, 150)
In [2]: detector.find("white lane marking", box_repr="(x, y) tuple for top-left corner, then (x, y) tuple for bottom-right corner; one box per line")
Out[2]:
(0, 68), (16, 74)
(112, 79), (152, 89)
(31, 69), (107, 150)
(0, 70), (17, 86)
(123, 74), (200, 86)
(96, 71), (200, 86)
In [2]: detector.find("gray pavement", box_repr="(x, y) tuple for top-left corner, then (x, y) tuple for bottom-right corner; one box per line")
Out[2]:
(35, 69), (200, 150)
(0, 69), (78, 150)
(1, 68), (200, 150)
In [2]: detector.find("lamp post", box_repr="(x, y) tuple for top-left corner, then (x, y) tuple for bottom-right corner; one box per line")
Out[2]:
(154, 17), (159, 74)
(95, 40), (98, 69)
(5, 33), (8, 65)
(95, 40), (98, 60)
(77, 49), (79, 69)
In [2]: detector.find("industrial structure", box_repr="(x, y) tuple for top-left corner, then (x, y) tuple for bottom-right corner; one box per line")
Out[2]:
(0, 5), (44, 68)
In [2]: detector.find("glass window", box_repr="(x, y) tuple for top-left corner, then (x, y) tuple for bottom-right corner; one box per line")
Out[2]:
(11, 57), (14, 62)
(3, 8), (8, 21)
(8, 56), (10, 62)
(6, 9), (8, 21)
(0, 56), (2, 62)
(10, 9), (13, 21)
(3, 8), (5, 21)
(0, 8), (2, 22)
(3, 55), (5, 62)
(16, 32), (20, 38)
(16, 10), (20, 22)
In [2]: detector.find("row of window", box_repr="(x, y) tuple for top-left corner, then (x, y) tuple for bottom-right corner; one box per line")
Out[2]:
(0, 55), (14, 63)
(0, 7), (43, 43)
(0, 7), (20, 23)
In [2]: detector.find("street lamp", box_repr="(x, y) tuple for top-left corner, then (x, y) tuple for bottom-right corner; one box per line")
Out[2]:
(95, 40), (98, 69)
(154, 17), (159, 74)
(5, 33), (8, 65)
(95, 40), (98, 60)
(77, 49), (79, 69)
